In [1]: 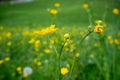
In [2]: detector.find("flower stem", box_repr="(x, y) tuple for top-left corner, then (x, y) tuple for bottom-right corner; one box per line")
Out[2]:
(68, 30), (93, 79)
(58, 40), (67, 80)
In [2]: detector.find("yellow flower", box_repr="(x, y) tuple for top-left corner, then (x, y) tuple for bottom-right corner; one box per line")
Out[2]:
(29, 38), (35, 44)
(0, 60), (3, 65)
(5, 57), (10, 61)
(33, 58), (37, 64)
(50, 9), (58, 15)
(23, 73), (28, 78)
(61, 67), (69, 75)
(44, 49), (51, 54)
(83, 3), (89, 9)
(37, 61), (42, 66)
(94, 20), (102, 24)
(64, 33), (70, 40)
(113, 8), (119, 15)
(109, 39), (114, 44)
(16, 67), (22, 74)
(33, 24), (57, 36)
(114, 39), (119, 45)
(5, 32), (11, 38)
(107, 36), (112, 40)
(54, 2), (60, 8)
(75, 53), (80, 57)
(43, 41), (47, 45)
(7, 41), (12, 46)
(66, 64), (70, 68)
(94, 25), (103, 33)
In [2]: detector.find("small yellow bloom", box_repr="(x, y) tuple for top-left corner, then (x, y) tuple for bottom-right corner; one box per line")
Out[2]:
(107, 36), (112, 40)
(61, 67), (69, 75)
(75, 53), (80, 57)
(64, 33), (70, 40)
(33, 58), (37, 64)
(54, 3), (60, 8)
(113, 8), (119, 15)
(94, 20), (102, 24)
(66, 64), (70, 68)
(23, 73), (28, 78)
(7, 41), (12, 46)
(43, 41), (47, 45)
(5, 57), (10, 61)
(37, 61), (42, 66)
(0, 60), (3, 65)
(16, 67), (22, 74)
(29, 38), (35, 44)
(94, 25), (103, 33)
(83, 3), (89, 9)
(50, 9), (58, 15)
(114, 39), (119, 45)
(5, 32), (11, 38)
(44, 49), (51, 54)
(109, 39), (114, 44)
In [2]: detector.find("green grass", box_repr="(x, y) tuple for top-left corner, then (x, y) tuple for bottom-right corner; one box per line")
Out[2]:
(0, 0), (119, 27)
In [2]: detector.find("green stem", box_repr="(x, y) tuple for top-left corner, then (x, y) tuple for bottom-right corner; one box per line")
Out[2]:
(58, 40), (67, 80)
(69, 30), (93, 79)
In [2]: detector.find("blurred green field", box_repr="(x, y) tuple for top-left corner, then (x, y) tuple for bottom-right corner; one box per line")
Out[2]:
(0, 0), (120, 80)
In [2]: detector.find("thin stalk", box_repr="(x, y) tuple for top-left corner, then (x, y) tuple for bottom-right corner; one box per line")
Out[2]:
(68, 30), (93, 79)
(58, 40), (67, 80)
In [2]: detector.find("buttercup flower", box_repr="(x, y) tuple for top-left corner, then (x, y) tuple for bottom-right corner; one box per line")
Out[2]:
(113, 8), (119, 15)
(54, 2), (60, 8)
(61, 67), (69, 75)
(64, 33), (70, 40)
(5, 57), (10, 61)
(50, 9), (58, 15)
(83, 3), (89, 9)
(94, 25), (103, 33)
(0, 60), (3, 65)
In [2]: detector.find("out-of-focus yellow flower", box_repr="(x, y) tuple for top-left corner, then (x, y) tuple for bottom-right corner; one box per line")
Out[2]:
(35, 40), (40, 51)
(66, 64), (70, 68)
(118, 31), (120, 36)
(94, 20), (102, 24)
(29, 38), (35, 44)
(54, 2), (60, 8)
(7, 41), (12, 46)
(83, 3), (89, 9)
(64, 33), (70, 40)
(114, 39), (119, 45)
(61, 67), (69, 75)
(33, 58), (37, 64)
(89, 54), (94, 58)
(16, 67), (22, 74)
(37, 61), (42, 66)
(0, 60), (3, 65)
(50, 39), (54, 44)
(44, 49), (51, 54)
(5, 57), (10, 61)
(23, 73), (28, 78)
(107, 36), (112, 40)
(109, 39), (114, 44)
(94, 25), (103, 33)
(75, 53), (80, 57)
(5, 32), (11, 38)
(43, 41), (47, 45)
(33, 24), (57, 36)
(113, 8), (119, 15)
(50, 9), (58, 15)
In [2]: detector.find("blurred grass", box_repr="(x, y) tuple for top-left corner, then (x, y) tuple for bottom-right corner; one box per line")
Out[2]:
(0, 0), (120, 27)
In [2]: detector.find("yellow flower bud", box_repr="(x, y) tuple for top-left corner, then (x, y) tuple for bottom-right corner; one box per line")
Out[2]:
(64, 33), (70, 40)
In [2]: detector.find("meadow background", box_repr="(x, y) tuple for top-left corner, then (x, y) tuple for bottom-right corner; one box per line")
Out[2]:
(0, 0), (120, 80)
